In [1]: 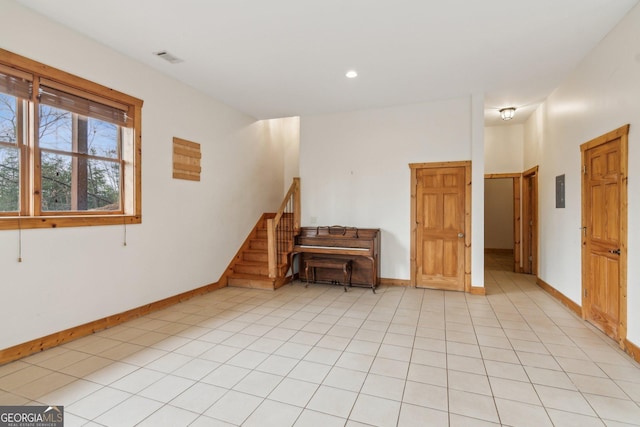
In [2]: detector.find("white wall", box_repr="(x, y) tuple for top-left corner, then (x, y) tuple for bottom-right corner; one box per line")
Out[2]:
(0, 0), (284, 349)
(523, 3), (640, 345)
(300, 96), (479, 282)
(484, 124), (524, 173)
(484, 179), (514, 250)
(263, 116), (300, 192)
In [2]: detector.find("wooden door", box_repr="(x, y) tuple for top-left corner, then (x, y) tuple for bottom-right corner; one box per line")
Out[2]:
(582, 126), (628, 342)
(522, 167), (538, 275)
(414, 165), (467, 290)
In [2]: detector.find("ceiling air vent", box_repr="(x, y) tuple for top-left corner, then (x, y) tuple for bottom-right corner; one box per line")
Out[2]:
(153, 51), (183, 64)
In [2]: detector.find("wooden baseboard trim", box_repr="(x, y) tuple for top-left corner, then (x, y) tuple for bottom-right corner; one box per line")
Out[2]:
(470, 286), (486, 295)
(623, 339), (640, 364)
(536, 277), (582, 317)
(0, 280), (225, 366)
(379, 278), (411, 287)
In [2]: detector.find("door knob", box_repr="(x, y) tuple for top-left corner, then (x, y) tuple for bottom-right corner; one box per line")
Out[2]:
(458, 233), (464, 238)
(609, 249), (621, 255)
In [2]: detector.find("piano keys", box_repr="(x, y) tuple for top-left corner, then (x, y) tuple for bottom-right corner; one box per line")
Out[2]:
(293, 226), (380, 292)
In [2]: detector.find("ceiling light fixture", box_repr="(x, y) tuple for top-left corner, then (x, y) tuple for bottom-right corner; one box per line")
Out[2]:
(345, 70), (358, 78)
(499, 107), (516, 121)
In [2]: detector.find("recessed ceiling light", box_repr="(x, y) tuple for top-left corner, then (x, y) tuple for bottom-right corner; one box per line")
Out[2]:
(345, 70), (358, 78)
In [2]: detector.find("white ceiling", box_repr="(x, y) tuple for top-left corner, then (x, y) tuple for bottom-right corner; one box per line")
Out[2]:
(15, 0), (639, 125)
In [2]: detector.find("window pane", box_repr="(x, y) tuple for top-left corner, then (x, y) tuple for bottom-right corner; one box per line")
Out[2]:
(39, 105), (72, 152)
(86, 158), (120, 210)
(0, 146), (20, 212)
(0, 93), (17, 144)
(88, 117), (119, 159)
(41, 152), (71, 211)
(41, 152), (120, 212)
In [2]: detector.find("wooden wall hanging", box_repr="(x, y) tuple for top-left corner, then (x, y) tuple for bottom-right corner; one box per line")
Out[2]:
(172, 137), (201, 181)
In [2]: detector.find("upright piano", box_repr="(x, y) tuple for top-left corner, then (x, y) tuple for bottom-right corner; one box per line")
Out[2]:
(293, 226), (380, 291)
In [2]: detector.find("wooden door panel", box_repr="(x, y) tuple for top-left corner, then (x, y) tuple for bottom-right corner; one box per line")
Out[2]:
(416, 166), (465, 290)
(583, 135), (622, 341)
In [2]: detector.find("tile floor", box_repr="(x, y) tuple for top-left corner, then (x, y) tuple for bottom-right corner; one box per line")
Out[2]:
(1, 254), (640, 426)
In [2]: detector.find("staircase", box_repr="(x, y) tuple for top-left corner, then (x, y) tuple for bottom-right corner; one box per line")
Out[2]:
(224, 178), (300, 291)
(226, 213), (294, 290)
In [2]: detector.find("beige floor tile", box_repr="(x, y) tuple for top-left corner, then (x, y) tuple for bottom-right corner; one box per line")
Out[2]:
(36, 379), (102, 406)
(173, 339), (215, 357)
(121, 347), (167, 367)
(106, 368), (165, 394)
(316, 335), (351, 351)
(199, 344), (241, 363)
(94, 394), (163, 426)
(449, 413), (501, 426)
(11, 371), (76, 400)
(268, 377), (318, 407)
(243, 399), (302, 427)
(402, 380), (448, 411)
(169, 382), (227, 413)
(446, 341), (482, 358)
(288, 360), (331, 384)
(66, 386), (131, 420)
(307, 385), (357, 418)
(171, 357), (219, 380)
(489, 376), (541, 405)
(322, 367), (367, 392)
(294, 409), (345, 427)
(303, 346), (341, 365)
(255, 354), (299, 376)
(407, 363), (447, 387)
(345, 339), (381, 356)
(556, 356), (608, 377)
(350, 394), (401, 427)
(448, 389), (499, 423)
(584, 393), (640, 424)
(335, 352), (375, 372)
(448, 370), (492, 395)
(383, 333), (415, 348)
(137, 374), (194, 403)
(360, 373), (405, 400)
(0, 365), (53, 391)
(597, 362), (640, 383)
(517, 351), (562, 370)
(615, 379), (640, 402)
(226, 349), (269, 369)
(377, 343), (412, 362)
(370, 357), (409, 379)
(569, 372), (629, 399)
(525, 366), (577, 390)
(233, 370), (283, 397)
(546, 408), (606, 427)
(137, 404), (199, 427)
(204, 390), (263, 425)
(145, 352), (192, 373)
(82, 361), (138, 386)
(398, 403), (448, 427)
(447, 353), (487, 375)
(484, 360), (529, 382)
(534, 384), (597, 416)
(495, 398), (554, 427)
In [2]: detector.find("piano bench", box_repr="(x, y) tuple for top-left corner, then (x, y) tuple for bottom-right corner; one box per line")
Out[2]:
(304, 258), (352, 291)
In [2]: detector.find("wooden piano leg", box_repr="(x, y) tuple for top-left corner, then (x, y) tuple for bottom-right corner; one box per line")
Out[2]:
(342, 261), (352, 292)
(304, 261), (310, 288)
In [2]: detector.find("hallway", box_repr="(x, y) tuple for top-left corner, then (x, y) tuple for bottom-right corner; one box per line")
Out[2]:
(1, 260), (639, 426)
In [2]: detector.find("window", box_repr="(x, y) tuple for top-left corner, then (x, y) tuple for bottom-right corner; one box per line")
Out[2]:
(0, 49), (142, 230)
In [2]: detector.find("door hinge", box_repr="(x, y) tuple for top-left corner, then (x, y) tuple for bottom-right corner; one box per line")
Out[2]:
(584, 289), (588, 297)
(583, 165), (587, 175)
